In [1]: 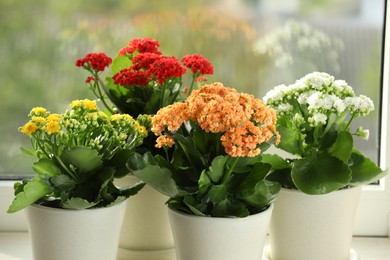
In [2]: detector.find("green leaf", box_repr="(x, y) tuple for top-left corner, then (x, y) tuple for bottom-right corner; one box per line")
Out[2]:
(133, 165), (180, 198)
(20, 146), (36, 156)
(111, 55), (132, 74)
(261, 153), (290, 170)
(277, 124), (304, 156)
(119, 181), (146, 197)
(50, 175), (75, 189)
(32, 158), (62, 177)
(207, 155), (228, 183)
(126, 152), (147, 172)
(110, 149), (133, 178)
(60, 146), (103, 174)
(62, 197), (99, 210)
(232, 155), (264, 173)
(327, 131), (353, 163)
(349, 150), (385, 186)
(198, 170), (211, 195)
(183, 196), (206, 216)
(7, 177), (51, 213)
(211, 197), (249, 217)
(173, 134), (206, 175)
(235, 163), (280, 207)
(209, 185), (227, 203)
(292, 152), (351, 194)
(237, 180), (280, 207)
(144, 91), (162, 114)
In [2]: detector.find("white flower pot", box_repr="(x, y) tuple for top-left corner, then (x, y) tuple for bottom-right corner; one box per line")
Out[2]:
(26, 200), (127, 260)
(268, 186), (362, 260)
(168, 205), (273, 260)
(115, 175), (175, 260)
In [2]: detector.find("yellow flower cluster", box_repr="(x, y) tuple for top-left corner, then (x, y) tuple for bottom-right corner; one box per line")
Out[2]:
(152, 82), (279, 157)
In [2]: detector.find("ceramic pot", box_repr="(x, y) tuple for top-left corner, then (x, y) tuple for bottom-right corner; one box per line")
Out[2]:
(168, 204), (273, 260)
(268, 186), (362, 260)
(115, 175), (175, 260)
(26, 200), (127, 260)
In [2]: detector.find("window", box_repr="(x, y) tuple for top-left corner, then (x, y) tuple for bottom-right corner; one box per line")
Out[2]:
(0, 0), (388, 235)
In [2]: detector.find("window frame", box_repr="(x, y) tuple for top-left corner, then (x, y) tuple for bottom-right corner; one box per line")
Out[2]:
(0, 1), (389, 236)
(353, 0), (390, 236)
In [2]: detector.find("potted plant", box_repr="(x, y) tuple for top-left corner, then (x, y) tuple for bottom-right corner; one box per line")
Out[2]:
(7, 99), (147, 260)
(75, 37), (214, 258)
(262, 71), (386, 260)
(128, 82), (281, 260)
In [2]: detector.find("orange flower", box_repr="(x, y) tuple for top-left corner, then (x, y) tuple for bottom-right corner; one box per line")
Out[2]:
(221, 121), (263, 157)
(152, 82), (280, 158)
(155, 134), (175, 148)
(152, 102), (188, 135)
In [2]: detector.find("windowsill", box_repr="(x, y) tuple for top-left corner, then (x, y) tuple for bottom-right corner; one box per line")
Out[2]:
(0, 232), (389, 260)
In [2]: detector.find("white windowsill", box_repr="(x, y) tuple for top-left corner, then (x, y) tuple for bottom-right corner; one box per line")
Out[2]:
(0, 232), (389, 260)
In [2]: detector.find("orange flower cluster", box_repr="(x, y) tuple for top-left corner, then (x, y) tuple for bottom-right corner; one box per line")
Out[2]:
(152, 82), (279, 157)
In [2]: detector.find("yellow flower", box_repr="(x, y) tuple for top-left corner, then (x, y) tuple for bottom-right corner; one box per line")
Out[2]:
(45, 120), (61, 134)
(82, 99), (97, 110)
(136, 124), (148, 138)
(47, 113), (61, 122)
(19, 121), (39, 135)
(32, 116), (46, 126)
(70, 100), (83, 108)
(30, 107), (47, 116)
(110, 114), (122, 121)
(98, 111), (109, 119)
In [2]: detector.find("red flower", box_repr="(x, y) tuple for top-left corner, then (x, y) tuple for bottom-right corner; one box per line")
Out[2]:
(85, 76), (97, 83)
(118, 38), (162, 56)
(131, 53), (162, 71)
(75, 52), (112, 72)
(118, 46), (137, 56)
(149, 56), (187, 84)
(181, 54), (214, 75)
(113, 69), (151, 87)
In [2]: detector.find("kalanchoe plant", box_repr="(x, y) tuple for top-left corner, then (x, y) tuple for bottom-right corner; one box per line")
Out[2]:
(263, 72), (385, 195)
(127, 82), (281, 218)
(8, 99), (148, 213)
(75, 37), (214, 117)
(75, 37), (214, 156)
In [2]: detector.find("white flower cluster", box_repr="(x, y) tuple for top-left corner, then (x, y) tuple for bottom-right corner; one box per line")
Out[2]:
(264, 72), (375, 128)
(254, 20), (343, 69)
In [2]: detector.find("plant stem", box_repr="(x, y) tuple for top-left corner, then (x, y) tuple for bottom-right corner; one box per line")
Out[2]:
(94, 73), (115, 114)
(222, 156), (239, 184)
(187, 74), (197, 96)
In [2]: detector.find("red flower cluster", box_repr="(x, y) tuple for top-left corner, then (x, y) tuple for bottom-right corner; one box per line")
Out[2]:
(113, 69), (150, 87)
(181, 54), (214, 75)
(118, 38), (162, 56)
(75, 52), (112, 72)
(149, 56), (187, 84)
(131, 53), (162, 71)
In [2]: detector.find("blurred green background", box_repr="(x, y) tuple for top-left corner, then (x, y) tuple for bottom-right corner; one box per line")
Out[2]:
(0, 0), (385, 176)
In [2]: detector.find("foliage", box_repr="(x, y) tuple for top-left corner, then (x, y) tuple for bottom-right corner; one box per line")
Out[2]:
(263, 72), (385, 194)
(127, 82), (281, 217)
(8, 99), (147, 213)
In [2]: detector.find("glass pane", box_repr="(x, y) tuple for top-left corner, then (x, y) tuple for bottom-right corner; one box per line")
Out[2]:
(0, 0), (385, 178)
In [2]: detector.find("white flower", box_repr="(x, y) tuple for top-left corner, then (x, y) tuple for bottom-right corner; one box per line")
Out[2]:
(297, 90), (316, 104)
(309, 113), (327, 126)
(356, 127), (370, 140)
(322, 94), (334, 110)
(333, 96), (346, 114)
(306, 91), (324, 110)
(302, 72), (334, 90)
(278, 103), (292, 112)
(263, 84), (288, 104)
(345, 95), (375, 116)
